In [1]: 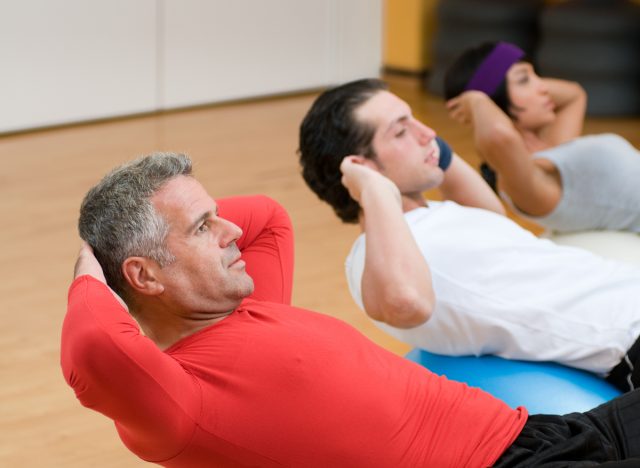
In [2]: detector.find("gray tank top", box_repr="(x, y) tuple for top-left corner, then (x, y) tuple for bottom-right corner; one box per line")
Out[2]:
(506, 133), (640, 233)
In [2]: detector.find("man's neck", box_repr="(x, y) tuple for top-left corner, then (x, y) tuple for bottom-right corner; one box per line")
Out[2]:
(401, 193), (428, 213)
(133, 306), (234, 350)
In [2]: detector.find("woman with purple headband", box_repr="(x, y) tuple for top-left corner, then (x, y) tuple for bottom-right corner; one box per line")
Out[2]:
(444, 41), (640, 234)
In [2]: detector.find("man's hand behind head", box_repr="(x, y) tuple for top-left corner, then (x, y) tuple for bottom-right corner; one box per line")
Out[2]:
(340, 156), (401, 206)
(74, 241), (129, 311)
(74, 242), (107, 282)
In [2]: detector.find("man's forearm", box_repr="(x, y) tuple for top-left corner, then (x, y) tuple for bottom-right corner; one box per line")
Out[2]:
(360, 185), (434, 328)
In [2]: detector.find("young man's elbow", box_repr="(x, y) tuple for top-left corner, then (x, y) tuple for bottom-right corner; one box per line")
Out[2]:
(378, 292), (434, 329)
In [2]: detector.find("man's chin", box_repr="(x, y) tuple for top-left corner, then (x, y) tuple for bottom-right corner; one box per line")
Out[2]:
(423, 172), (445, 191)
(240, 277), (256, 298)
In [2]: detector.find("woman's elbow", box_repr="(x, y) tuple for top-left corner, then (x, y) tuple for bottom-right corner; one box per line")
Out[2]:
(476, 123), (520, 163)
(485, 122), (518, 146)
(569, 81), (586, 99)
(488, 199), (506, 216)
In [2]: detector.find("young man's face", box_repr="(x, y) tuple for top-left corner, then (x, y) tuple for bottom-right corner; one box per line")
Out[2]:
(150, 175), (254, 316)
(355, 91), (444, 196)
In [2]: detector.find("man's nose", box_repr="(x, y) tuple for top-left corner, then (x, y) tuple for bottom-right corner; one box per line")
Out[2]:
(219, 218), (243, 247)
(413, 121), (436, 145)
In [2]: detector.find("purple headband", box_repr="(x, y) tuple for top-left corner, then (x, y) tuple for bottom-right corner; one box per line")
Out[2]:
(464, 42), (525, 96)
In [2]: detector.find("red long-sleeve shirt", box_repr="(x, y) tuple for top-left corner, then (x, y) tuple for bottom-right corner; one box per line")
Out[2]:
(61, 195), (526, 467)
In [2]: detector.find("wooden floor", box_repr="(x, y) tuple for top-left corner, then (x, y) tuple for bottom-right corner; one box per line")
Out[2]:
(1, 74), (638, 467)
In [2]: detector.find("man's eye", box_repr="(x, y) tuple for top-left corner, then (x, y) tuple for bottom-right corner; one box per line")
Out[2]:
(395, 128), (407, 138)
(197, 223), (209, 233)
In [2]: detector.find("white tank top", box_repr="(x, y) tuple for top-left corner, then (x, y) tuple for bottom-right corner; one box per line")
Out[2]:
(345, 201), (640, 374)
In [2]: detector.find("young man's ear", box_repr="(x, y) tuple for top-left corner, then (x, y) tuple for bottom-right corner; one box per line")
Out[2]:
(356, 156), (381, 172)
(122, 257), (165, 296)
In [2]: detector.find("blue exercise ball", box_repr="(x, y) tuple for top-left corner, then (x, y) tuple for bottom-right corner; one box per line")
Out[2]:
(406, 349), (621, 414)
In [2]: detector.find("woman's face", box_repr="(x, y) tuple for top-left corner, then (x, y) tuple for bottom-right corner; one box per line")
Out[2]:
(506, 62), (556, 130)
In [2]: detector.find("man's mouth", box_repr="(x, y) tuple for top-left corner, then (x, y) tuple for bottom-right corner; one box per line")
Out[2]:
(425, 148), (438, 166)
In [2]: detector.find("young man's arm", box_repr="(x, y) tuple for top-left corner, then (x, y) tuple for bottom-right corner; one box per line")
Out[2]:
(438, 152), (505, 215)
(217, 195), (294, 304)
(61, 243), (199, 461)
(341, 157), (434, 328)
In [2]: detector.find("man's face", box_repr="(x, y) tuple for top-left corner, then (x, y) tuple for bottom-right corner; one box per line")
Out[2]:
(150, 175), (254, 316)
(355, 91), (444, 196)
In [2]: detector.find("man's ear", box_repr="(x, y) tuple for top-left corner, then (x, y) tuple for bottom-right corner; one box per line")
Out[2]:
(352, 155), (381, 172)
(122, 257), (165, 296)
(345, 154), (380, 172)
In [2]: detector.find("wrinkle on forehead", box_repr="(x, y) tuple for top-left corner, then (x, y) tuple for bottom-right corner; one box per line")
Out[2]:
(151, 176), (217, 232)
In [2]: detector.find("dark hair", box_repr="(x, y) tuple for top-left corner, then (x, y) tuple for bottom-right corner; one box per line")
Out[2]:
(444, 41), (519, 116)
(298, 78), (388, 223)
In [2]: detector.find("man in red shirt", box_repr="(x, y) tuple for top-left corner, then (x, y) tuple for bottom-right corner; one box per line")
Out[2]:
(62, 152), (640, 466)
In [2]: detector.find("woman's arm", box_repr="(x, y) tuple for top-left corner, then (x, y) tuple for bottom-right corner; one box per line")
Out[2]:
(539, 78), (587, 145)
(446, 91), (560, 216)
(340, 157), (434, 328)
(438, 153), (505, 215)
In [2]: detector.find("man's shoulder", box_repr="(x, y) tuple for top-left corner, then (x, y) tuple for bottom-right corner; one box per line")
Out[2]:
(404, 200), (460, 224)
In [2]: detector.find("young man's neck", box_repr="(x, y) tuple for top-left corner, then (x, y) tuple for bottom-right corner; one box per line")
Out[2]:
(402, 193), (428, 213)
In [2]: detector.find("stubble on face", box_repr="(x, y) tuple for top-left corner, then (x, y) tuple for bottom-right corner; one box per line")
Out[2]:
(151, 177), (255, 316)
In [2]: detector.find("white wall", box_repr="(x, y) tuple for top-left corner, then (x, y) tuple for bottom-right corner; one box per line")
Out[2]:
(0, 0), (382, 133)
(0, 0), (158, 133)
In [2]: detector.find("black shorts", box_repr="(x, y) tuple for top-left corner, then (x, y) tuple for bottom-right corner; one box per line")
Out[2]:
(493, 388), (640, 467)
(606, 334), (640, 393)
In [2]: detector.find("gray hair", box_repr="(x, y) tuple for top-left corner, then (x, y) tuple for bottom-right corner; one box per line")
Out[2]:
(78, 152), (193, 300)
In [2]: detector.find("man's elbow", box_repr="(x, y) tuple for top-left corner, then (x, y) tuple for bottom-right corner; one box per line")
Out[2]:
(367, 289), (434, 329)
